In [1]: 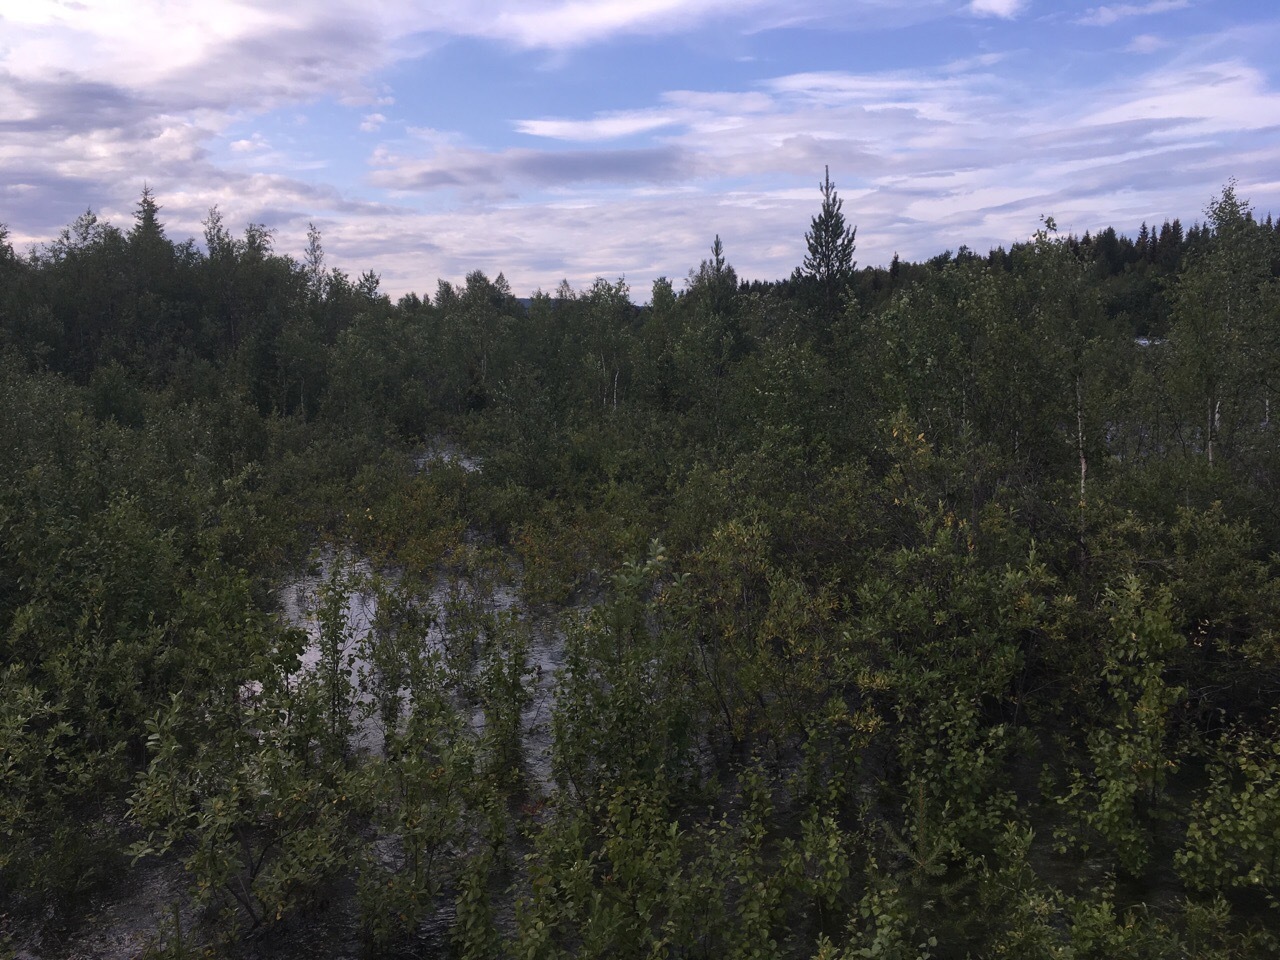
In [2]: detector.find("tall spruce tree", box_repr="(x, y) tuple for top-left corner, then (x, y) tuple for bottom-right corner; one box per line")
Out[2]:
(129, 184), (164, 244)
(128, 185), (172, 289)
(803, 165), (857, 319)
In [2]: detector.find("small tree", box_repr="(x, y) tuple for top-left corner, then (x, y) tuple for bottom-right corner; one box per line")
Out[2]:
(689, 234), (738, 317)
(803, 166), (857, 319)
(304, 221), (326, 299)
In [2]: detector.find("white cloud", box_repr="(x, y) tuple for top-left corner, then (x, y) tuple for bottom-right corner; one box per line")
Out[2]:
(1077, 0), (1189, 27)
(483, 0), (748, 48)
(942, 52), (1007, 72)
(2, 1), (1279, 300)
(1080, 61), (1280, 137)
(0, 1), (968, 110)
(230, 134), (269, 152)
(1126, 33), (1168, 53)
(5, 1), (290, 87)
(515, 91), (778, 142)
(517, 112), (679, 141)
(351, 50), (1280, 297)
(968, 0), (1026, 19)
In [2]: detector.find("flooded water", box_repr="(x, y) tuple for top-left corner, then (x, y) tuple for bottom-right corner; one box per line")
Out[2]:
(278, 550), (566, 790)
(413, 440), (483, 474)
(25, 443), (564, 960)
(278, 552), (391, 755)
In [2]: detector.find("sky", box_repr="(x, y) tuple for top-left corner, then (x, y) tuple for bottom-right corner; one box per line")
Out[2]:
(2, 0), (1279, 300)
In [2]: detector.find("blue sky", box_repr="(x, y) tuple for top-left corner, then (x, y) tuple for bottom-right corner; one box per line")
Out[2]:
(2, 0), (1278, 298)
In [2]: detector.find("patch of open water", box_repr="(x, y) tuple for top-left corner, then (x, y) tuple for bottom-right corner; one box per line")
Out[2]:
(277, 551), (566, 789)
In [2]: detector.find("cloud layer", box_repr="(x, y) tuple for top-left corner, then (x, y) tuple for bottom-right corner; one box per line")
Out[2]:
(2, 0), (1278, 298)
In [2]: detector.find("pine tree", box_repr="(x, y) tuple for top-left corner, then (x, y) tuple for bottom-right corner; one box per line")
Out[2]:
(803, 166), (857, 319)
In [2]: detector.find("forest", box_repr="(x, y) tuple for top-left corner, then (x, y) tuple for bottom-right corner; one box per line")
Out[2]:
(2, 180), (1280, 958)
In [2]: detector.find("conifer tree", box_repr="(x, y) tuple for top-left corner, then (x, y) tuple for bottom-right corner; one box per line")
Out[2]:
(130, 184), (164, 244)
(803, 166), (857, 319)
(129, 185), (171, 290)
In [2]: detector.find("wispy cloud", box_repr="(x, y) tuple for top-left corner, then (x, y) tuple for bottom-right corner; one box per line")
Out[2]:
(230, 134), (270, 153)
(479, 0), (753, 48)
(516, 112), (679, 141)
(968, 0), (1027, 20)
(1, 0), (1278, 300)
(1079, 60), (1280, 137)
(1077, 0), (1190, 28)
(370, 142), (696, 192)
(339, 50), (1280, 294)
(1126, 33), (1169, 53)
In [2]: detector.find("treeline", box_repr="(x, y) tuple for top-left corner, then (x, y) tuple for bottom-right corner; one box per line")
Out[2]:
(3, 182), (1280, 957)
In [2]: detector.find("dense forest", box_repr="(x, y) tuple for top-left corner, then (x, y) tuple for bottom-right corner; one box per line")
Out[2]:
(3, 180), (1280, 958)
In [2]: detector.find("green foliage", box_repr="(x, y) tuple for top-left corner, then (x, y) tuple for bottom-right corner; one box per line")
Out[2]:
(1178, 716), (1280, 897)
(803, 167), (858, 320)
(551, 541), (702, 796)
(7, 183), (1280, 954)
(0, 665), (125, 912)
(453, 846), (502, 960)
(129, 662), (358, 933)
(1167, 183), (1278, 473)
(1056, 579), (1186, 874)
(828, 856), (937, 960)
(1062, 882), (1180, 960)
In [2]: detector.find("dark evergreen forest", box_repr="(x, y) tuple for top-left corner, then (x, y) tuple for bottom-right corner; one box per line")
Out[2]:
(3, 181), (1280, 957)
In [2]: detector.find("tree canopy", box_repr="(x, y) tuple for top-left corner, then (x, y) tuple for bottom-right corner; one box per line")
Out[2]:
(3, 184), (1280, 958)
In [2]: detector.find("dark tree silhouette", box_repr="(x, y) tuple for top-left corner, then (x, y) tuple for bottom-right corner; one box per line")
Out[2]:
(803, 165), (857, 318)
